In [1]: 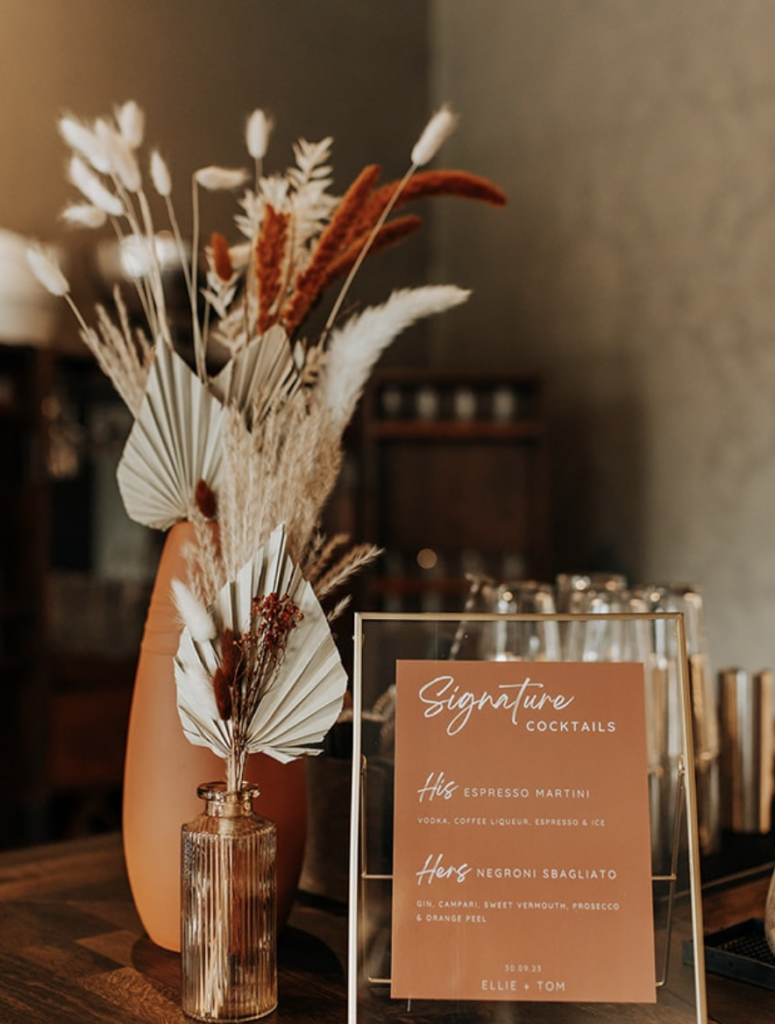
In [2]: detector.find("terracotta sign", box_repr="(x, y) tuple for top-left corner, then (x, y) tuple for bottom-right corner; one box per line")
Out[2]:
(391, 660), (656, 1003)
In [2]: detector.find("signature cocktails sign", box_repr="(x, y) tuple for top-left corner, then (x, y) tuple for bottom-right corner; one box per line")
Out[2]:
(391, 661), (656, 1003)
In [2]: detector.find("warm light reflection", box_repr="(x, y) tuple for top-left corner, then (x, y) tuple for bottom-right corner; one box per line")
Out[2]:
(416, 547), (438, 571)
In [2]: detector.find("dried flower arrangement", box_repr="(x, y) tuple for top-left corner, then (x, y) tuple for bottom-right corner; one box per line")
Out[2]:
(29, 100), (505, 789)
(172, 523), (347, 791)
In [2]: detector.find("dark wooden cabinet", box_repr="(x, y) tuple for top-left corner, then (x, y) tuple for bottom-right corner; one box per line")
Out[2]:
(44, 355), (150, 843)
(0, 344), (51, 844)
(0, 346), (147, 848)
(351, 370), (549, 613)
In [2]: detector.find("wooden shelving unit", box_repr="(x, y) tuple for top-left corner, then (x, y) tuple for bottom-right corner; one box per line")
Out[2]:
(0, 344), (52, 844)
(43, 353), (149, 843)
(0, 346), (146, 848)
(352, 369), (549, 613)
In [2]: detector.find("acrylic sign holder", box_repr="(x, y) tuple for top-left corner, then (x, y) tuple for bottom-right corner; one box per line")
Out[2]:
(347, 611), (707, 1024)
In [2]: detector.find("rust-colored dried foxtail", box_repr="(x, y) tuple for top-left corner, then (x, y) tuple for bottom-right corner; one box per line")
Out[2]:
(365, 169), (507, 222)
(212, 665), (233, 721)
(281, 163), (381, 334)
(195, 478), (217, 520)
(210, 232), (233, 282)
(321, 215), (422, 293)
(255, 204), (289, 335)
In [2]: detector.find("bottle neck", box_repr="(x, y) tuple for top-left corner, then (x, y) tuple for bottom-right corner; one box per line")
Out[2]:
(197, 781), (261, 818)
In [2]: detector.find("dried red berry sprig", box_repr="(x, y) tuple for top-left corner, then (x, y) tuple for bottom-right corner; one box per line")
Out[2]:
(250, 591), (304, 659)
(255, 205), (291, 335)
(212, 592), (303, 733)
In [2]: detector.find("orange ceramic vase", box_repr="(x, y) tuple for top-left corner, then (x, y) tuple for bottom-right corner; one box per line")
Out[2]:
(122, 522), (307, 952)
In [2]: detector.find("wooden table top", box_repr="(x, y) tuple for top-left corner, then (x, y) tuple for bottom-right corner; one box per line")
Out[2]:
(0, 833), (347, 1023)
(0, 832), (772, 1023)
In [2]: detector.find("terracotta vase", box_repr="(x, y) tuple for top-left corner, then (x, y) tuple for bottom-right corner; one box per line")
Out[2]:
(122, 522), (307, 952)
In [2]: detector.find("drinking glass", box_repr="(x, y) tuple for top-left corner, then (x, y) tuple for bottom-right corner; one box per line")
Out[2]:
(631, 584), (720, 857)
(563, 586), (673, 870)
(554, 571), (628, 613)
(455, 576), (560, 661)
(555, 572), (628, 659)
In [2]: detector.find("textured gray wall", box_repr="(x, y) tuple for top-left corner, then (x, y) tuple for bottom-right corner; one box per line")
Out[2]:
(430, 0), (775, 670)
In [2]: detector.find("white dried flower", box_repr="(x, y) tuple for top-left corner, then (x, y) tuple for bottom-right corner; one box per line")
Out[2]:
(61, 203), (108, 229)
(150, 150), (172, 196)
(228, 241), (251, 270)
(119, 235), (156, 279)
(26, 245), (70, 296)
(115, 100), (144, 149)
(58, 114), (110, 173)
(69, 155), (124, 216)
(246, 109), (272, 160)
(95, 119), (141, 192)
(194, 165), (250, 191)
(410, 103), (458, 167)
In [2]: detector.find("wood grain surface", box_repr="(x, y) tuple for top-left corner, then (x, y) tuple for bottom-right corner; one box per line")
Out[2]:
(0, 833), (773, 1023)
(0, 833), (346, 1023)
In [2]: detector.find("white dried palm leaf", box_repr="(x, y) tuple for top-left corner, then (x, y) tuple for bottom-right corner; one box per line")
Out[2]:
(174, 524), (348, 764)
(117, 341), (225, 530)
(210, 323), (299, 420)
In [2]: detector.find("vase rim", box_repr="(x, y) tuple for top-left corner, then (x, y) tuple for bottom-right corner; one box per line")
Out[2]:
(197, 780), (261, 803)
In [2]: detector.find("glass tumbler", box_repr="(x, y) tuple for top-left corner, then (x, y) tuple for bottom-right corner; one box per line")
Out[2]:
(632, 584), (720, 857)
(479, 579), (561, 661)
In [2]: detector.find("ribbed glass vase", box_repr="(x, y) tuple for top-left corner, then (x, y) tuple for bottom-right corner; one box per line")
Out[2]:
(181, 782), (277, 1022)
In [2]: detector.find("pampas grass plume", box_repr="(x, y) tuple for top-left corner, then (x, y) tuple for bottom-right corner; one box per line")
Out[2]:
(228, 241), (251, 270)
(321, 284), (470, 427)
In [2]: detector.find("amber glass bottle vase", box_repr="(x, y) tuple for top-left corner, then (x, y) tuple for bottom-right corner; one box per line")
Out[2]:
(181, 782), (277, 1022)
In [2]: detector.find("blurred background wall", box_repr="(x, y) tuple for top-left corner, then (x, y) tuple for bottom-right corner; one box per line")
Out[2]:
(430, 0), (775, 672)
(2, 0), (775, 672)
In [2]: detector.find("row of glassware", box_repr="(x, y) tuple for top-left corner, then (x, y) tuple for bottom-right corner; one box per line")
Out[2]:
(465, 572), (709, 667)
(457, 572), (720, 866)
(379, 381), (528, 423)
